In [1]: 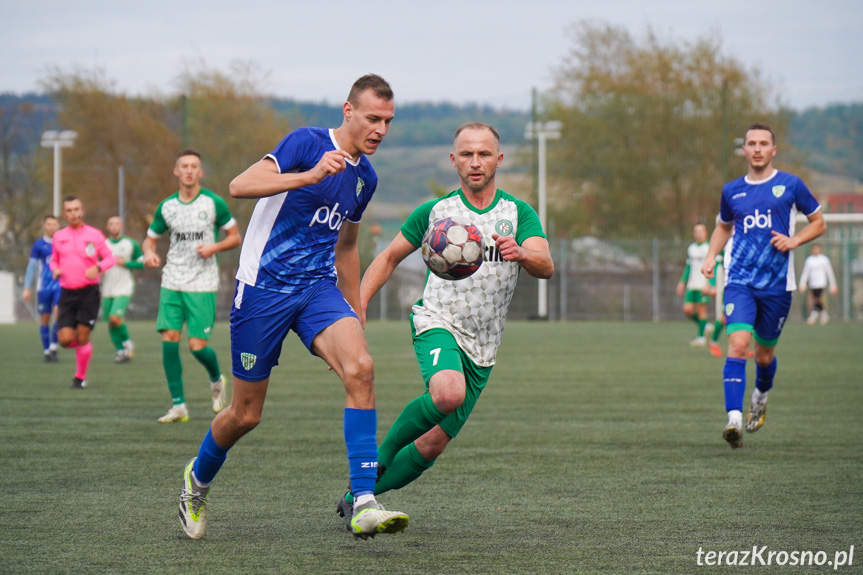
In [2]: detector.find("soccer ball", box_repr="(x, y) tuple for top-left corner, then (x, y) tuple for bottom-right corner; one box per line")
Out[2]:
(421, 217), (484, 280)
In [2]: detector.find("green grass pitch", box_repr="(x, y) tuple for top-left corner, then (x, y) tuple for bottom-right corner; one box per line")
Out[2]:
(1, 320), (860, 574)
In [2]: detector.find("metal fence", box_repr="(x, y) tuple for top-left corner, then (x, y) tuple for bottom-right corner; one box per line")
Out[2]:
(370, 229), (863, 324)
(11, 227), (862, 325)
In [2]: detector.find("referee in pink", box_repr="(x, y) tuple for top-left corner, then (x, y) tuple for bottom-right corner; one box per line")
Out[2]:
(50, 195), (116, 388)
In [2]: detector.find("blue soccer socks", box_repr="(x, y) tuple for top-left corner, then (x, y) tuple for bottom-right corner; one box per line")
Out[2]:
(344, 408), (378, 497)
(723, 357), (747, 413)
(194, 428), (229, 485)
(755, 356), (777, 393)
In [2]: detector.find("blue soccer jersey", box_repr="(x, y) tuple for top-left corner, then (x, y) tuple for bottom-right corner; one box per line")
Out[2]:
(235, 127), (378, 294)
(29, 237), (59, 292)
(719, 169), (820, 292)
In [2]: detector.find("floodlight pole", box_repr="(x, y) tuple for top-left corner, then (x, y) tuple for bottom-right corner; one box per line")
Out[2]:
(525, 121), (562, 319)
(40, 130), (78, 216)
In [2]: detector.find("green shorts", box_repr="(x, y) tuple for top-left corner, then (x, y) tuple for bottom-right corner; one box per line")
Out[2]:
(683, 289), (710, 305)
(102, 295), (131, 320)
(156, 288), (216, 340)
(413, 328), (492, 439)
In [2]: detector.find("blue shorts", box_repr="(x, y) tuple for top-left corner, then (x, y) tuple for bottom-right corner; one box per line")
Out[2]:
(37, 288), (60, 315)
(229, 280), (357, 382)
(723, 284), (792, 346)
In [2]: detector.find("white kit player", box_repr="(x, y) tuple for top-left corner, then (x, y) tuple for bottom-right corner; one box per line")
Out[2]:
(352, 122), (553, 523)
(101, 216), (144, 363)
(798, 244), (838, 324)
(143, 150), (242, 423)
(676, 223), (712, 347)
(702, 122), (826, 449)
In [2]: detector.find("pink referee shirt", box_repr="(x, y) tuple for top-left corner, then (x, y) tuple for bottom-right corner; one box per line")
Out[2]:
(50, 224), (116, 289)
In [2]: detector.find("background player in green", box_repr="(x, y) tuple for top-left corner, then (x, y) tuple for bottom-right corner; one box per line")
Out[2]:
(344, 122), (554, 524)
(675, 222), (713, 347)
(102, 216), (143, 363)
(143, 149), (242, 423)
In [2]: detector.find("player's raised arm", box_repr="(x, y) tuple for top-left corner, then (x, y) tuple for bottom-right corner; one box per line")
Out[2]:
(230, 151), (352, 199)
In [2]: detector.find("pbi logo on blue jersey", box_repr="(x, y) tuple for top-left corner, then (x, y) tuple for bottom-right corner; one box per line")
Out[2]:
(309, 202), (348, 231)
(743, 209), (772, 234)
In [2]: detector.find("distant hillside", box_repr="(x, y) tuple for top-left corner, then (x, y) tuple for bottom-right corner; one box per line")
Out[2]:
(3, 93), (860, 197)
(789, 103), (863, 183)
(269, 100), (532, 207)
(269, 99), (530, 147)
(0, 93), (57, 155)
(369, 143), (524, 207)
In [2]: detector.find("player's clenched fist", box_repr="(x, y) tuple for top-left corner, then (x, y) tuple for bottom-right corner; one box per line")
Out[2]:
(311, 150), (353, 183)
(492, 233), (523, 262)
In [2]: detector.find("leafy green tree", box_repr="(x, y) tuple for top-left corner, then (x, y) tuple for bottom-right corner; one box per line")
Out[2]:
(545, 22), (793, 239)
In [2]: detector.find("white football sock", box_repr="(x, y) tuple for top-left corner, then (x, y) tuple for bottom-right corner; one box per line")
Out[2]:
(354, 494), (375, 508)
(727, 410), (743, 426)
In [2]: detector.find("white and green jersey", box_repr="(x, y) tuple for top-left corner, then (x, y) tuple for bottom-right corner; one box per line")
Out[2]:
(401, 189), (546, 367)
(147, 189), (236, 292)
(681, 241), (710, 291)
(101, 236), (143, 297)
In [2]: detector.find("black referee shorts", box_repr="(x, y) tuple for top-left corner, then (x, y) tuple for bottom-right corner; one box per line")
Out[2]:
(57, 284), (101, 330)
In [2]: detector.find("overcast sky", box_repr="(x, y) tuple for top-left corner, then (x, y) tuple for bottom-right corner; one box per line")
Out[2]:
(2, 0), (861, 111)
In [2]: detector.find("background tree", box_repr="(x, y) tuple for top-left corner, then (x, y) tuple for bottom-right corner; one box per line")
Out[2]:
(0, 95), (56, 273)
(40, 67), (179, 242)
(35, 63), (290, 257)
(545, 22), (800, 239)
(173, 60), (291, 228)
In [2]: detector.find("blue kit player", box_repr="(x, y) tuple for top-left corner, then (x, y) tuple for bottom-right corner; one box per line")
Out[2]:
(702, 122), (826, 449)
(177, 74), (409, 540)
(22, 215), (62, 362)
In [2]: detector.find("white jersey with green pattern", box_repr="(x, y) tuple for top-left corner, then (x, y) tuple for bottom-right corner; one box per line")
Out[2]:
(683, 241), (710, 290)
(147, 189), (236, 292)
(102, 236), (143, 297)
(401, 189), (546, 367)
